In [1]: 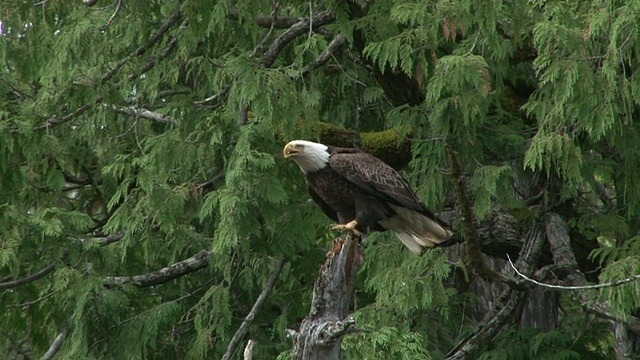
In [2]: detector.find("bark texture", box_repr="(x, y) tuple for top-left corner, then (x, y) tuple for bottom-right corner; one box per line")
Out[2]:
(293, 235), (364, 359)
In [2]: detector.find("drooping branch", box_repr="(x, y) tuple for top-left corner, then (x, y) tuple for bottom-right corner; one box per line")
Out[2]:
(0, 249), (69, 290)
(293, 235), (364, 359)
(104, 249), (212, 287)
(222, 256), (287, 360)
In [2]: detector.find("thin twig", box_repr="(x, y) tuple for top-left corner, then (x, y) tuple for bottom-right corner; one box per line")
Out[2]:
(466, 32), (481, 55)
(221, 257), (287, 360)
(103, 0), (124, 29)
(507, 254), (640, 290)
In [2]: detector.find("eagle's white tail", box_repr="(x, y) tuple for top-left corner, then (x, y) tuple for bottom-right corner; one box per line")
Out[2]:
(380, 206), (453, 254)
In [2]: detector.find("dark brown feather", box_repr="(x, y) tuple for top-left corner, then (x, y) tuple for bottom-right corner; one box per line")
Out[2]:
(328, 147), (449, 229)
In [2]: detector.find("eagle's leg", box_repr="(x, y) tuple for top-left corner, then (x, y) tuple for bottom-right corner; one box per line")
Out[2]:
(331, 220), (362, 236)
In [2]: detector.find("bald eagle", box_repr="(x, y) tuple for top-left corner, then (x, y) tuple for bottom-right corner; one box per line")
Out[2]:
(283, 140), (452, 254)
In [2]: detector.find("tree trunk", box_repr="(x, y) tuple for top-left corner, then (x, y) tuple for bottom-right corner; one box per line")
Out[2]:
(293, 235), (364, 359)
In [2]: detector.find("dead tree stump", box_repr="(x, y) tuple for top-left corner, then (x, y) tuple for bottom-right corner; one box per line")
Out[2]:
(293, 234), (364, 359)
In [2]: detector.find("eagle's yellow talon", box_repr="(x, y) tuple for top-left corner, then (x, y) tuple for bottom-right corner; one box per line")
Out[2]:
(331, 220), (362, 236)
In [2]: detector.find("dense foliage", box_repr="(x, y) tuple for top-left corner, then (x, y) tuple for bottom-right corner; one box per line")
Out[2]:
(1, 0), (640, 359)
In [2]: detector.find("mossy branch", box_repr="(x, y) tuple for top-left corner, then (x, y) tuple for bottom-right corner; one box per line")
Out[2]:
(448, 146), (500, 281)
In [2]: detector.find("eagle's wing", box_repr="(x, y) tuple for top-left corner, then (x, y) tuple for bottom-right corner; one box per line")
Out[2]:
(329, 150), (441, 221)
(307, 184), (338, 222)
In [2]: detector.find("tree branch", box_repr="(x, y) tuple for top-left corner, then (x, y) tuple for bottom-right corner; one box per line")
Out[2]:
(101, 6), (183, 83)
(40, 329), (67, 360)
(448, 146), (499, 281)
(222, 256), (287, 360)
(259, 10), (336, 68)
(544, 212), (640, 333)
(39, 96), (104, 129)
(444, 289), (525, 360)
(0, 250), (69, 290)
(103, 249), (212, 287)
(508, 255), (640, 290)
(300, 33), (347, 77)
(444, 225), (546, 359)
(107, 104), (178, 124)
(128, 36), (179, 81)
(227, 10), (305, 29)
(243, 339), (256, 360)
(102, 0), (124, 29)
(195, 85), (231, 107)
(75, 231), (125, 246)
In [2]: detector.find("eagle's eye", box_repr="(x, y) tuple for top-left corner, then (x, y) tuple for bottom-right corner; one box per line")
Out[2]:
(296, 144), (304, 149)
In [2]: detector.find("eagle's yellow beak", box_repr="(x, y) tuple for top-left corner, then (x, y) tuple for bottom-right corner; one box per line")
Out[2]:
(283, 143), (299, 158)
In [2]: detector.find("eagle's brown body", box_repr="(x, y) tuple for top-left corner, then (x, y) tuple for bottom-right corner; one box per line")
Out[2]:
(284, 141), (452, 253)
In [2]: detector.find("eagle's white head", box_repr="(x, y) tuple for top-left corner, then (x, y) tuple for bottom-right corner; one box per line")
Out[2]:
(283, 140), (330, 174)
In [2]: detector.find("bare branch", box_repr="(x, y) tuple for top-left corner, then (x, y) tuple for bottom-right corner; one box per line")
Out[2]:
(107, 104), (178, 124)
(222, 257), (287, 360)
(104, 249), (212, 287)
(0, 250), (69, 290)
(260, 10), (336, 68)
(40, 329), (66, 360)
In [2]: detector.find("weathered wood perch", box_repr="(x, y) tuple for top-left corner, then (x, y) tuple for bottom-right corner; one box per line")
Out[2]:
(293, 234), (364, 359)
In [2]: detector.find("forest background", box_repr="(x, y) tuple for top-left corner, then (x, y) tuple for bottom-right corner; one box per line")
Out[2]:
(2, 0), (640, 359)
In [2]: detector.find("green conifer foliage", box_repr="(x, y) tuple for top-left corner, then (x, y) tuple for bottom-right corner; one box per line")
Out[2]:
(2, 0), (640, 359)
